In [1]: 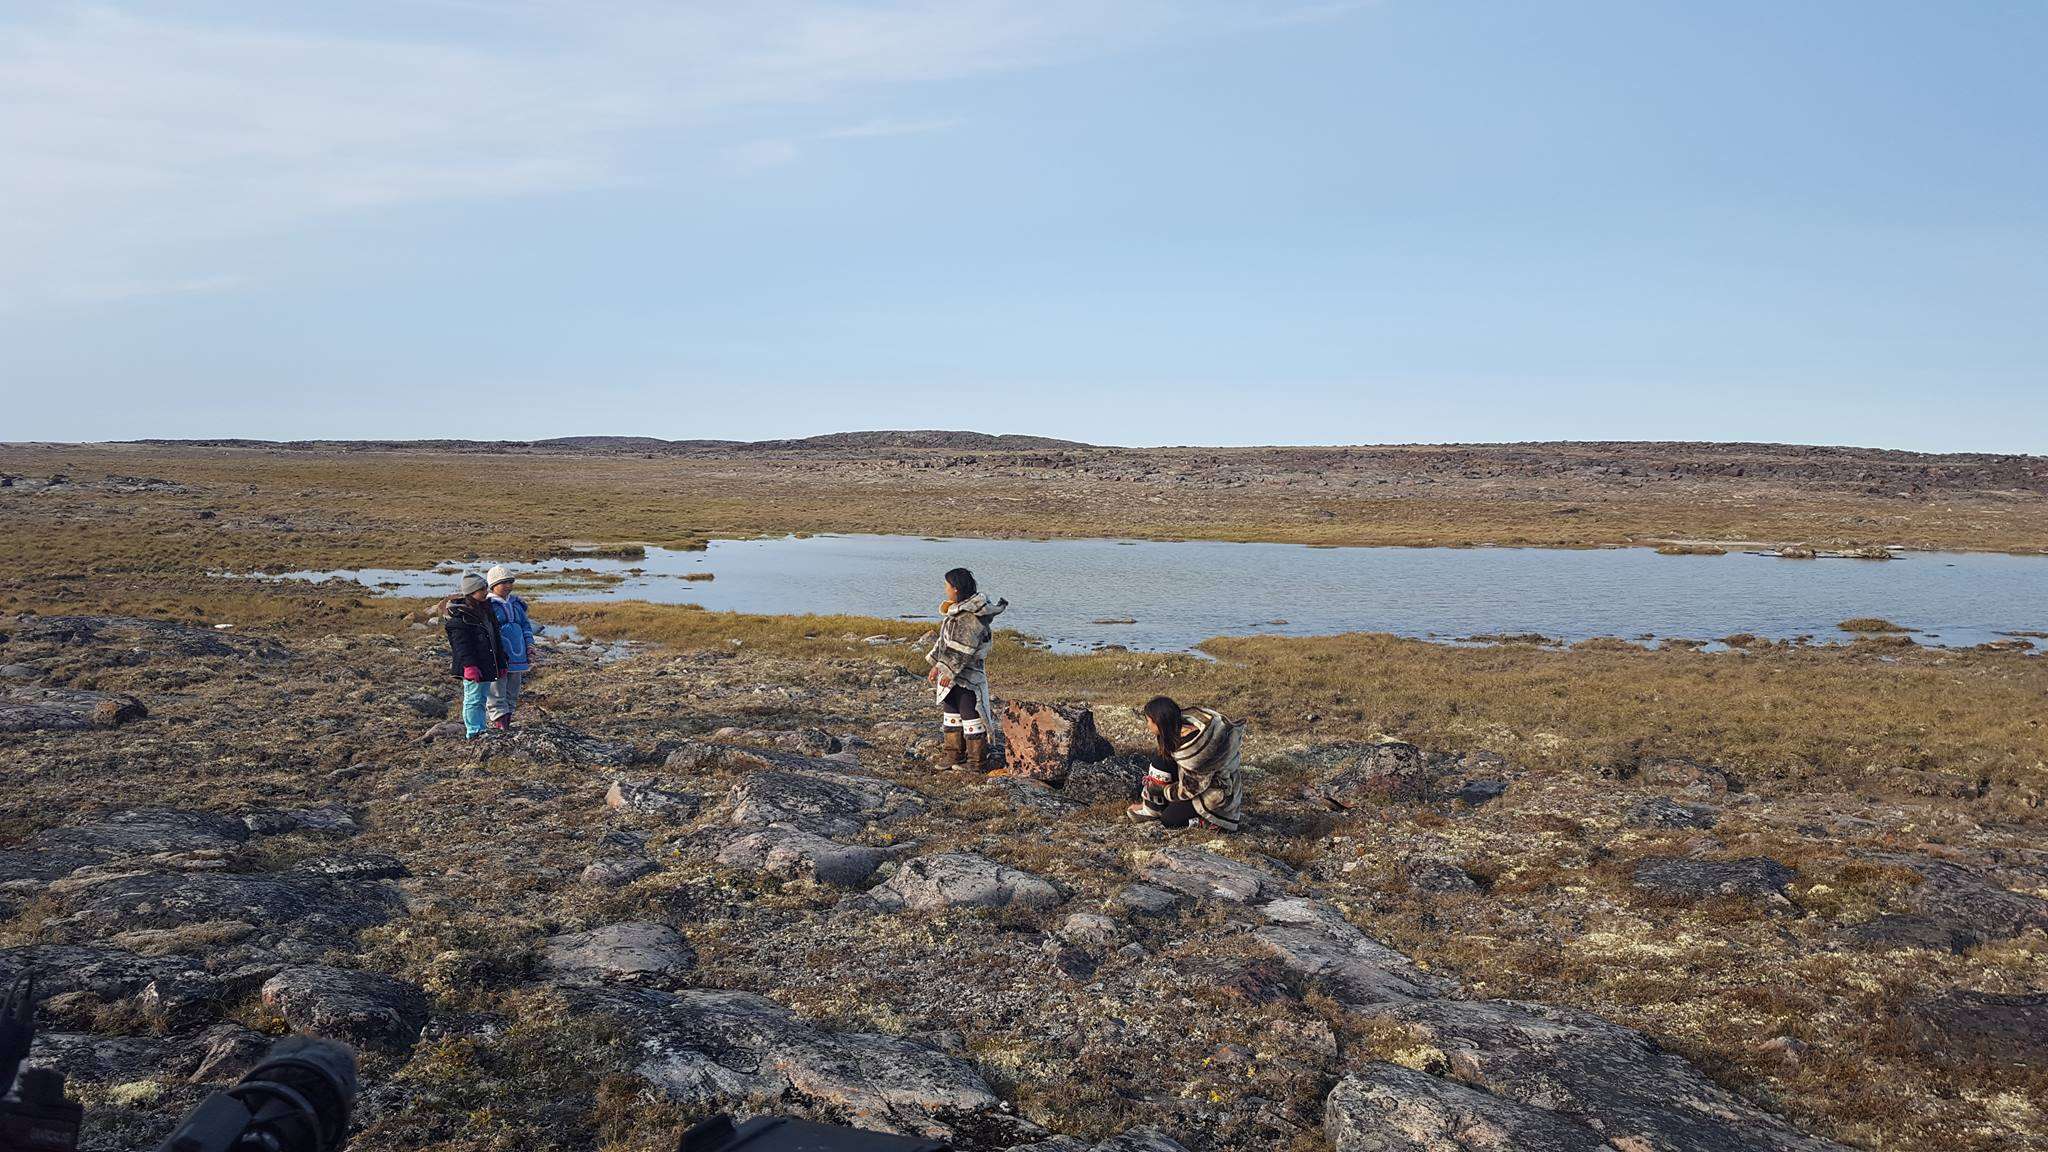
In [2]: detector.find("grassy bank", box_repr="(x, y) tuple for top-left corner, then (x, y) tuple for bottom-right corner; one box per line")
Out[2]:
(545, 601), (2048, 802)
(8, 444), (2048, 567)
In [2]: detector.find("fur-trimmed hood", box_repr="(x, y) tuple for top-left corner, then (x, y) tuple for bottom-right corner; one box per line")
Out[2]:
(945, 592), (1007, 621)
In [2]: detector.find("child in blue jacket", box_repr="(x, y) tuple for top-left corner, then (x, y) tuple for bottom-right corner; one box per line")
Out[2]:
(484, 565), (537, 730)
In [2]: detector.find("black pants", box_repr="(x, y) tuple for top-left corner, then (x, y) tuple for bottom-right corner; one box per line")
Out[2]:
(942, 685), (980, 722)
(1141, 755), (1198, 827)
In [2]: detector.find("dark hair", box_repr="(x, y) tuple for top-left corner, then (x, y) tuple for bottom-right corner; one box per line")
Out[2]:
(1143, 695), (1184, 763)
(943, 567), (976, 599)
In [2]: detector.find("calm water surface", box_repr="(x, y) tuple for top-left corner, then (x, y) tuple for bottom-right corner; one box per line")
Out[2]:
(271, 534), (2048, 654)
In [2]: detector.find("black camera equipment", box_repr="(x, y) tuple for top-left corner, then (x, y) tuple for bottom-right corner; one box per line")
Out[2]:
(678, 1114), (950, 1152)
(154, 1037), (358, 1152)
(10, 963), (937, 1152)
(1, 971), (84, 1152)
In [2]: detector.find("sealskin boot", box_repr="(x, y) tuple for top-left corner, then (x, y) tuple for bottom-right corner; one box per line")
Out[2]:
(938, 728), (965, 769)
(965, 733), (990, 773)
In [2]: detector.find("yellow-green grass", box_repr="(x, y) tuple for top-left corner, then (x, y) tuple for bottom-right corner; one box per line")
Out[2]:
(546, 601), (2048, 795)
(8, 445), (2048, 569)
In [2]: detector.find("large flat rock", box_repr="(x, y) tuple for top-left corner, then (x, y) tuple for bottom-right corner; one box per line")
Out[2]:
(542, 922), (695, 987)
(866, 853), (1062, 913)
(0, 687), (147, 732)
(569, 986), (1002, 1138)
(1326, 1063), (1618, 1151)
(706, 826), (901, 887)
(727, 769), (925, 838)
(1253, 899), (1453, 1008)
(44, 870), (403, 948)
(261, 965), (429, 1054)
(1375, 998), (1849, 1152)
(1140, 847), (1292, 905)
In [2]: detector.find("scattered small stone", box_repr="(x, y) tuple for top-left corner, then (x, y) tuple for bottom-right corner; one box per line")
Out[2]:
(709, 826), (900, 887)
(293, 853), (409, 881)
(401, 692), (449, 718)
(1141, 847), (1290, 905)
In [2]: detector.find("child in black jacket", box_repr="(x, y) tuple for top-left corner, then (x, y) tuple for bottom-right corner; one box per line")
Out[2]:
(444, 573), (507, 738)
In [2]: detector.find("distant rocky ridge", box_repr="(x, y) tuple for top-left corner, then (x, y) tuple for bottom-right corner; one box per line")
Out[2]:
(110, 430), (1097, 454)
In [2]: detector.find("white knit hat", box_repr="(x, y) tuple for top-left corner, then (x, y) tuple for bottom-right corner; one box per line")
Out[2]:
(485, 565), (514, 588)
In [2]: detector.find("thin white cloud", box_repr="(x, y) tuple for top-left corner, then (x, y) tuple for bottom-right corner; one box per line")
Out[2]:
(52, 274), (252, 306)
(727, 139), (802, 170)
(826, 115), (966, 139)
(0, 1), (1361, 308)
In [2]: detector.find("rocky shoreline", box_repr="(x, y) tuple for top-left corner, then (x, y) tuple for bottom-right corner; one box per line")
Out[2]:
(2, 614), (2043, 1150)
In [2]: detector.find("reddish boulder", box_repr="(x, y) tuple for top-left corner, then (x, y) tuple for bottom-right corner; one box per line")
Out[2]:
(1319, 740), (1432, 807)
(996, 701), (1115, 787)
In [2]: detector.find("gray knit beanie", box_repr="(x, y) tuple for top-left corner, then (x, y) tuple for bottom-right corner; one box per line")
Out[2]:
(458, 572), (487, 596)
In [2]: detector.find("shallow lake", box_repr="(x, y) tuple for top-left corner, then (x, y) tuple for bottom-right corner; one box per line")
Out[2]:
(269, 534), (2048, 654)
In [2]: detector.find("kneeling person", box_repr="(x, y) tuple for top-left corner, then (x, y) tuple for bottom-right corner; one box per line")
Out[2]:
(1127, 695), (1243, 832)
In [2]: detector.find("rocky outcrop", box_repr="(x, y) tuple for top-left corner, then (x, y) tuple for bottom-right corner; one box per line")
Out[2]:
(241, 806), (359, 836)
(996, 701), (1114, 787)
(541, 922), (695, 987)
(1631, 856), (1794, 902)
(1326, 1063), (1619, 1151)
(1639, 757), (1737, 794)
(1371, 998), (1848, 1151)
(0, 687), (147, 731)
(865, 853), (1061, 913)
(25, 1031), (191, 1086)
(261, 965), (429, 1054)
(726, 768), (924, 838)
(1012, 1130), (1191, 1152)
(568, 986), (1004, 1138)
(497, 721), (636, 766)
(706, 826), (900, 887)
(45, 870), (402, 951)
(1899, 990), (2046, 1065)
(606, 779), (702, 821)
(582, 857), (658, 888)
(7, 615), (284, 661)
(1624, 797), (1721, 830)
(1839, 853), (2048, 951)
(1140, 847), (1292, 904)
(1254, 898), (1452, 1008)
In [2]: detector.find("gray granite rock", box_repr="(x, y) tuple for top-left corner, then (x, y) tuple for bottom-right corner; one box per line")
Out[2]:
(866, 853), (1061, 913)
(569, 985), (1002, 1138)
(542, 922), (695, 987)
(1326, 1063), (1617, 1151)
(261, 965), (429, 1054)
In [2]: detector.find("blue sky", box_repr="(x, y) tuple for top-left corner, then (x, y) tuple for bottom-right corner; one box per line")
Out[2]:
(2, 1), (2043, 450)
